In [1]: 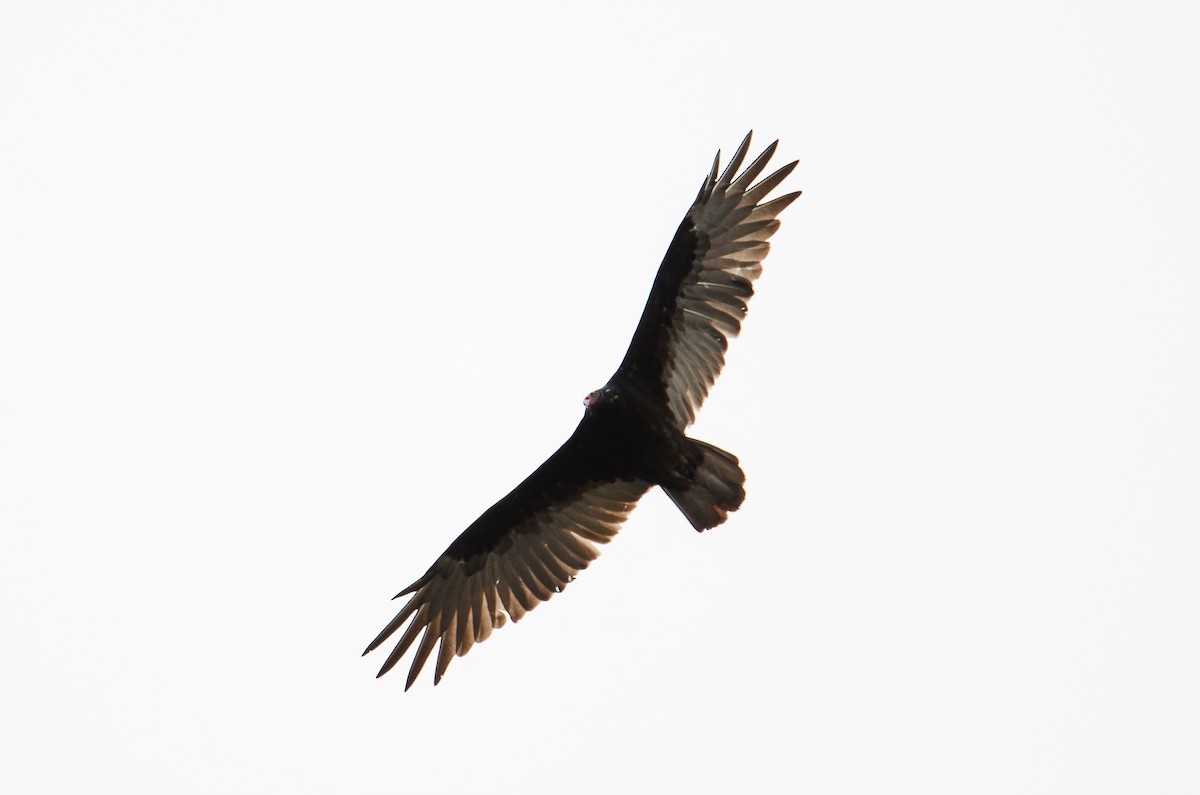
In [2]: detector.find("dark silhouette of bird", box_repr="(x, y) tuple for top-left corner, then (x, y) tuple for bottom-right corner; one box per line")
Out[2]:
(364, 132), (800, 688)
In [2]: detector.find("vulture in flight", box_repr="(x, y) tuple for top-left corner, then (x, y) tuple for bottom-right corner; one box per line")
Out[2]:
(365, 132), (800, 688)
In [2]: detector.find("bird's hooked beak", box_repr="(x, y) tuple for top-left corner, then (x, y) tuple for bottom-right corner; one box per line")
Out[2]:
(583, 389), (602, 410)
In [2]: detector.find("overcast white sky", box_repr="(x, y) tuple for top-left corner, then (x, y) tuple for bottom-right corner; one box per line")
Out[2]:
(2, 1), (1198, 792)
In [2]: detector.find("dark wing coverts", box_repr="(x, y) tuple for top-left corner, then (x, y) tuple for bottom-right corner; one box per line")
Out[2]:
(618, 132), (800, 427)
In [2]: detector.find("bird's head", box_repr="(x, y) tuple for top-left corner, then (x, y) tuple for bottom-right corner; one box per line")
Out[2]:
(583, 386), (616, 413)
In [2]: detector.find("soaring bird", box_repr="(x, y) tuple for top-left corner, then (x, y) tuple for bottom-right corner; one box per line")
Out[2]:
(365, 132), (800, 688)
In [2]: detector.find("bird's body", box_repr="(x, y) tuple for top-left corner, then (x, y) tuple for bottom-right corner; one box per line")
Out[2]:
(365, 133), (800, 688)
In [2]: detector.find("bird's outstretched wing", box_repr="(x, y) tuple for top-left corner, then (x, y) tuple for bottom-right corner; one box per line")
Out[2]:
(365, 430), (650, 689)
(616, 132), (800, 427)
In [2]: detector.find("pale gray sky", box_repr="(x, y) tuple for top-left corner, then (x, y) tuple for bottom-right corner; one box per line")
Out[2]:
(2, 1), (1198, 793)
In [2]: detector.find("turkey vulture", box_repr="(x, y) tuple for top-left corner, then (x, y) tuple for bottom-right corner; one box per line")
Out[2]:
(365, 132), (800, 688)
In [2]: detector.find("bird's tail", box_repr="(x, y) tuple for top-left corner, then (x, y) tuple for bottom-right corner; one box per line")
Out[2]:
(662, 439), (746, 532)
